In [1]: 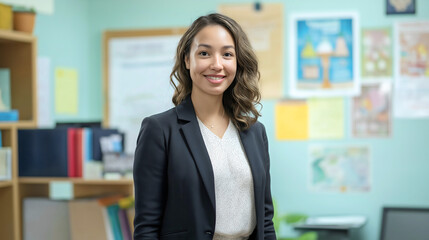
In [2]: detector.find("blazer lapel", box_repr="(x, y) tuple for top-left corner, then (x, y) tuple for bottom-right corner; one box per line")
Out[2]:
(239, 129), (264, 210)
(176, 96), (216, 210)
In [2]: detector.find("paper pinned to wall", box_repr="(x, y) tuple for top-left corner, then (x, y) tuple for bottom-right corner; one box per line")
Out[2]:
(55, 68), (78, 114)
(275, 101), (308, 140)
(308, 98), (344, 139)
(352, 82), (392, 138)
(394, 21), (429, 118)
(37, 57), (54, 127)
(219, 3), (284, 99)
(309, 145), (371, 192)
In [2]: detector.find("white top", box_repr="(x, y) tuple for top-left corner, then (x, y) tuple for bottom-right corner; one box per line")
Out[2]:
(197, 118), (256, 240)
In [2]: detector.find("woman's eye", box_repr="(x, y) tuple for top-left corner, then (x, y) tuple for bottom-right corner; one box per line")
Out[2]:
(224, 52), (234, 57)
(199, 51), (209, 56)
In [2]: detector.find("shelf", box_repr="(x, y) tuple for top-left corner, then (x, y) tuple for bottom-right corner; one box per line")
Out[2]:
(19, 177), (133, 185)
(0, 121), (37, 129)
(0, 29), (35, 43)
(0, 180), (12, 188)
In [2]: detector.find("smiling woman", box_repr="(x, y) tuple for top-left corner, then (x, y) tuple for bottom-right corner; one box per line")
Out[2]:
(185, 24), (237, 99)
(133, 13), (276, 240)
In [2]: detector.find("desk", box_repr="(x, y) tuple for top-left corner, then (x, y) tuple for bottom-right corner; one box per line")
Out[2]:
(293, 224), (357, 240)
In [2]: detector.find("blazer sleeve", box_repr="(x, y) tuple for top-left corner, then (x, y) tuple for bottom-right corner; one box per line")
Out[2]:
(133, 117), (167, 240)
(261, 124), (277, 240)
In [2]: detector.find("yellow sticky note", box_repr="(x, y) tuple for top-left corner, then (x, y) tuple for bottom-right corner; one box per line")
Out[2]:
(308, 98), (344, 139)
(55, 68), (78, 114)
(275, 101), (308, 140)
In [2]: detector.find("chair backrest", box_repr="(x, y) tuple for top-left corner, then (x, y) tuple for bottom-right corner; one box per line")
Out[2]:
(380, 207), (429, 240)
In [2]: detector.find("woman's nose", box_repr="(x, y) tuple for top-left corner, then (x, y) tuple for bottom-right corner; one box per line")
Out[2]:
(210, 55), (223, 71)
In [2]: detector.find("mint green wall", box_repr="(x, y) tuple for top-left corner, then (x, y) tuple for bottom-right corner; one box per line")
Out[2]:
(34, 0), (429, 239)
(34, 0), (98, 122)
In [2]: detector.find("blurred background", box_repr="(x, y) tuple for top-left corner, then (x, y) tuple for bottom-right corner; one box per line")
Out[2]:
(0, 0), (428, 240)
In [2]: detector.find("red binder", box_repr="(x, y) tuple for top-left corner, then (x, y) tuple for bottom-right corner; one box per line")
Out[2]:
(67, 128), (77, 177)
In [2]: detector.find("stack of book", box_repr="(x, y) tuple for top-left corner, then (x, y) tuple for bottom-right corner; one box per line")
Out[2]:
(23, 195), (135, 240)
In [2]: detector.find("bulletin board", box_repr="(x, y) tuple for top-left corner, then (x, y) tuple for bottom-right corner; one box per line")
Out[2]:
(219, 3), (284, 99)
(103, 28), (187, 153)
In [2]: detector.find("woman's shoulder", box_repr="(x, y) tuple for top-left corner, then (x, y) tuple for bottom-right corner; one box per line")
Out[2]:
(246, 120), (266, 132)
(142, 107), (177, 126)
(241, 120), (267, 138)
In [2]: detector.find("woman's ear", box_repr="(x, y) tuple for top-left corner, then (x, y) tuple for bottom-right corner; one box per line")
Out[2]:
(185, 55), (190, 70)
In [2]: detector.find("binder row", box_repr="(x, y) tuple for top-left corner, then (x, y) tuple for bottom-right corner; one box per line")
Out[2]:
(18, 128), (121, 177)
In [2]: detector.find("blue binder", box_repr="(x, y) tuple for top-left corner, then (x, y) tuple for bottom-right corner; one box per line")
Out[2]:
(18, 129), (68, 177)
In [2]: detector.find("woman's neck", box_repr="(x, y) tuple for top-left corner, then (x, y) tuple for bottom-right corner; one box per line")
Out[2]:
(191, 91), (224, 120)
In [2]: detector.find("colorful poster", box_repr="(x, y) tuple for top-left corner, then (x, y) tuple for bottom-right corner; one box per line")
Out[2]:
(289, 12), (360, 98)
(361, 28), (392, 82)
(309, 146), (371, 192)
(394, 21), (429, 118)
(308, 98), (344, 139)
(275, 100), (308, 140)
(219, 3), (284, 99)
(352, 82), (392, 138)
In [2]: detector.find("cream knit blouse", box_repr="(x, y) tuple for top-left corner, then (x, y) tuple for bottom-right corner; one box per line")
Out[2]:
(197, 118), (256, 240)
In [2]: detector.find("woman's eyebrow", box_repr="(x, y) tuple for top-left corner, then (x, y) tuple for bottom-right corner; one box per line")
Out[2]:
(197, 44), (235, 49)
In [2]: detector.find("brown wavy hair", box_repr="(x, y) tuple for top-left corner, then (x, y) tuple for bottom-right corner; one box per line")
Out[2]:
(170, 13), (261, 131)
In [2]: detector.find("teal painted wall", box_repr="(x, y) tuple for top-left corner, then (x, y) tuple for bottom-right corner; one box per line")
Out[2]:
(34, 0), (429, 239)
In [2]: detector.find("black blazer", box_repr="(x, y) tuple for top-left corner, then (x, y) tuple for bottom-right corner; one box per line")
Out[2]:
(133, 96), (276, 240)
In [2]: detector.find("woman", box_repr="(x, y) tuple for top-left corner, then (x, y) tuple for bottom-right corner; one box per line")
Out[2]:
(133, 13), (276, 240)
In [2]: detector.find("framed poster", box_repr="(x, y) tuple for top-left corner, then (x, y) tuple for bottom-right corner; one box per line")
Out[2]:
(289, 12), (360, 98)
(386, 0), (416, 15)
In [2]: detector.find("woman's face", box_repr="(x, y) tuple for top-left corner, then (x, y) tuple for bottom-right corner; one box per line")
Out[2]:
(185, 24), (237, 98)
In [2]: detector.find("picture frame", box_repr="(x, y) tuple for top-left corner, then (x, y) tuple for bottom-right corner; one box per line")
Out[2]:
(386, 0), (416, 15)
(289, 12), (360, 98)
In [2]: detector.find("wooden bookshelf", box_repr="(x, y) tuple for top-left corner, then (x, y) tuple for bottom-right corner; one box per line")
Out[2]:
(0, 29), (37, 240)
(19, 177), (133, 185)
(19, 178), (133, 201)
(0, 30), (134, 239)
(0, 181), (13, 188)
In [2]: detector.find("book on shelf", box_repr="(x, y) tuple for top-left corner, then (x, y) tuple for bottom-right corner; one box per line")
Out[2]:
(23, 198), (71, 240)
(0, 147), (11, 181)
(18, 128), (69, 177)
(0, 68), (11, 111)
(0, 109), (18, 121)
(23, 196), (135, 240)
(69, 198), (109, 240)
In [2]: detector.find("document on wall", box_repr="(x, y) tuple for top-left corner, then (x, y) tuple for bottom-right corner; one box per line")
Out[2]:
(309, 145), (371, 192)
(37, 57), (54, 127)
(219, 3), (284, 99)
(275, 100), (308, 140)
(352, 82), (392, 138)
(394, 21), (429, 118)
(55, 68), (78, 115)
(109, 35), (180, 153)
(308, 98), (344, 139)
